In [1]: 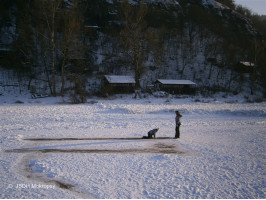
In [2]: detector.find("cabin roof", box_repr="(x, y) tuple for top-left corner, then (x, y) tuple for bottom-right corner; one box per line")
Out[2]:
(239, 61), (255, 67)
(104, 75), (136, 84)
(156, 79), (196, 85)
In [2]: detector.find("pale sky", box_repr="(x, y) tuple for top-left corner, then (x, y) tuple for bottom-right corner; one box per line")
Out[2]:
(234, 0), (266, 15)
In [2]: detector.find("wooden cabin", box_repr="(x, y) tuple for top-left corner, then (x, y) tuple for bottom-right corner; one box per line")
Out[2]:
(155, 79), (196, 94)
(103, 75), (135, 94)
(234, 61), (255, 73)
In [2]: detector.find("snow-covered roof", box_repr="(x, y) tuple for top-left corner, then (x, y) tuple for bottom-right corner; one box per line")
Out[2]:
(240, 61), (255, 67)
(104, 75), (136, 84)
(85, 25), (100, 29)
(156, 79), (196, 85)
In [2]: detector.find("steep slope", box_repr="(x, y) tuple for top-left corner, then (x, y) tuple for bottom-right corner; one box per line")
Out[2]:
(0, 0), (265, 97)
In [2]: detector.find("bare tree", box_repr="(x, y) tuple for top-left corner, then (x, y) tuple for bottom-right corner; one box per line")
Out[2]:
(180, 39), (192, 77)
(32, 0), (63, 96)
(58, 0), (86, 96)
(119, 0), (150, 90)
(22, 0), (87, 97)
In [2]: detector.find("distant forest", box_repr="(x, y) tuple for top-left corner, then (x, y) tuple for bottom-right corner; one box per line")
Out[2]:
(0, 0), (265, 101)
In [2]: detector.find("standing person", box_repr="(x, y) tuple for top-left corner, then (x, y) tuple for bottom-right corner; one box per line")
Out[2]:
(175, 111), (182, 139)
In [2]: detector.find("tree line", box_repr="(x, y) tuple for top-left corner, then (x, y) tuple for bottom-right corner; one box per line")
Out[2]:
(0, 0), (265, 100)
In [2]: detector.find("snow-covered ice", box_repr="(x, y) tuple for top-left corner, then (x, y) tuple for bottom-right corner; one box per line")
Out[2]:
(0, 95), (265, 198)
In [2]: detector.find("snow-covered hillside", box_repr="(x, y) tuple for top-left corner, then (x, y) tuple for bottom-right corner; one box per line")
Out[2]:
(0, 95), (265, 198)
(1, 0), (265, 97)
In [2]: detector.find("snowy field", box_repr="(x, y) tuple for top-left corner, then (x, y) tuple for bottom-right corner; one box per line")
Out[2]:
(0, 94), (265, 198)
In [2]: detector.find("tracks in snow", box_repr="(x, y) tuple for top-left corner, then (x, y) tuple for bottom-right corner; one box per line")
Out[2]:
(6, 137), (193, 198)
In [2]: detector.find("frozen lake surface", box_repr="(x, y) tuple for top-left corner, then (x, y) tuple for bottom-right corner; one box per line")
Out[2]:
(0, 96), (265, 198)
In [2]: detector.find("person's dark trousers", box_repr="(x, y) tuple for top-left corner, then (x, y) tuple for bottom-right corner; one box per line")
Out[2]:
(175, 125), (180, 138)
